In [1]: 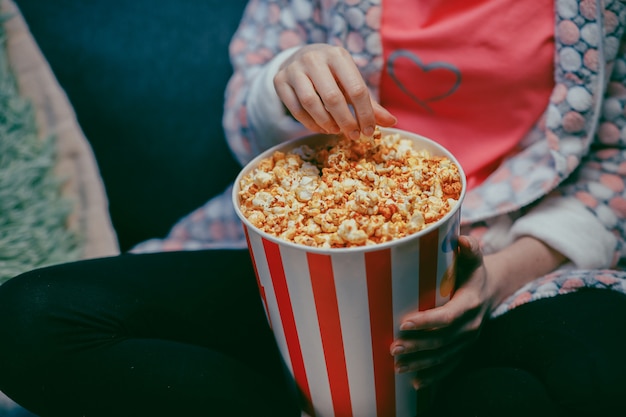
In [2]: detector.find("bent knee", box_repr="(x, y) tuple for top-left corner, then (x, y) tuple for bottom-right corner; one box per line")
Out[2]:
(0, 267), (77, 369)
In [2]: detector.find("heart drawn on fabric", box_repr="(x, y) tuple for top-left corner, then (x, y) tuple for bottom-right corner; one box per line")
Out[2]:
(387, 50), (462, 113)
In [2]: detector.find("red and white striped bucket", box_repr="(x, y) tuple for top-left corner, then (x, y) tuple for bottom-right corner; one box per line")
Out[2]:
(233, 128), (466, 417)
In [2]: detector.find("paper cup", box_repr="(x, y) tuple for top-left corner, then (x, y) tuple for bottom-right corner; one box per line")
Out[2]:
(233, 127), (466, 417)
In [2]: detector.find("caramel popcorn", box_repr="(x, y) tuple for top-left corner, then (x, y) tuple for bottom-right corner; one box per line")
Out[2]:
(238, 128), (462, 248)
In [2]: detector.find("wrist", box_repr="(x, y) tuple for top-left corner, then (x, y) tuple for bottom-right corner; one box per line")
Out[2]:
(482, 252), (516, 307)
(482, 236), (566, 306)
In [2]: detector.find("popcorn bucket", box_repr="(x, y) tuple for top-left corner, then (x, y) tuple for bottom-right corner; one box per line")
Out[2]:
(233, 128), (466, 417)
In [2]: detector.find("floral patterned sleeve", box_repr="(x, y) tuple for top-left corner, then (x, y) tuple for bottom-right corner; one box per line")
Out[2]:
(222, 0), (328, 165)
(556, 33), (626, 268)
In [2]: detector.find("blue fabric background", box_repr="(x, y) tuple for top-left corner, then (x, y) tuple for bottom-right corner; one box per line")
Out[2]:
(15, 0), (248, 252)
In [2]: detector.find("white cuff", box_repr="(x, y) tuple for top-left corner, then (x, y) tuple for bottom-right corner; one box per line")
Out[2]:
(247, 47), (310, 153)
(509, 196), (617, 269)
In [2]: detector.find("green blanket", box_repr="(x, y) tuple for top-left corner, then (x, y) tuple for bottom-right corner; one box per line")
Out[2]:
(0, 19), (80, 284)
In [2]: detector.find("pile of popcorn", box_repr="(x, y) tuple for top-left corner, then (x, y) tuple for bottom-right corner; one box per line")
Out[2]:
(237, 128), (462, 248)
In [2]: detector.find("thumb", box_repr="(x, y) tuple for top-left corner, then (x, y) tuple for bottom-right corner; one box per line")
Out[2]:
(458, 235), (481, 259)
(372, 100), (397, 127)
(456, 235), (483, 284)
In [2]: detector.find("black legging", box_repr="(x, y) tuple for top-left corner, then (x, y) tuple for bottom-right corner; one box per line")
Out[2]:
(0, 250), (300, 417)
(0, 250), (624, 417)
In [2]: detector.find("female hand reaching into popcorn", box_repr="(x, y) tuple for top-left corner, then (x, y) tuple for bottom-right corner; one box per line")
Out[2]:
(274, 44), (397, 140)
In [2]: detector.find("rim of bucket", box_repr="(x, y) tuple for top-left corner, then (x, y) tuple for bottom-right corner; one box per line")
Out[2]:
(232, 127), (467, 255)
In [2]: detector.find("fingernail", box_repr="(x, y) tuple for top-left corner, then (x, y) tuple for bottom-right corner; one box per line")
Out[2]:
(397, 365), (409, 374)
(363, 125), (375, 137)
(349, 129), (360, 140)
(413, 379), (432, 391)
(391, 346), (405, 355)
(400, 321), (415, 331)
